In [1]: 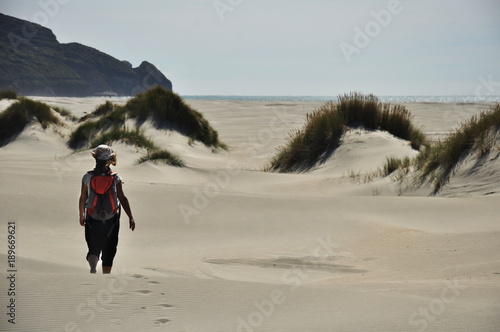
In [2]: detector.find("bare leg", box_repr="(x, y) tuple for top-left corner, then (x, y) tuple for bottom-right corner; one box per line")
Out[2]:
(102, 266), (112, 274)
(87, 255), (99, 274)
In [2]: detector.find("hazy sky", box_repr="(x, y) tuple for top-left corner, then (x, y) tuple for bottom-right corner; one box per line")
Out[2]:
(2, 0), (500, 96)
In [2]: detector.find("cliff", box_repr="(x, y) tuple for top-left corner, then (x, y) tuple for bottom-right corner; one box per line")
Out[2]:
(0, 13), (172, 96)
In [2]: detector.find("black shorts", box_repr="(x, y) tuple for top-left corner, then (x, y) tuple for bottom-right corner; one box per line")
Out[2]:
(85, 214), (120, 266)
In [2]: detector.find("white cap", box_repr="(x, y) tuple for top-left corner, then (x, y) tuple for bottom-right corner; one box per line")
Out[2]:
(91, 145), (116, 161)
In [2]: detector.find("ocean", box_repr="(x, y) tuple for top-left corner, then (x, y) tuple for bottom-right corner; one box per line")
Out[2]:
(182, 95), (500, 103)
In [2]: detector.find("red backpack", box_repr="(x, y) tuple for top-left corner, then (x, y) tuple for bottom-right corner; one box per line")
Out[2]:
(86, 171), (119, 221)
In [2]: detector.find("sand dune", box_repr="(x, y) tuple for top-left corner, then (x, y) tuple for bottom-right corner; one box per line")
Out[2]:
(0, 98), (499, 331)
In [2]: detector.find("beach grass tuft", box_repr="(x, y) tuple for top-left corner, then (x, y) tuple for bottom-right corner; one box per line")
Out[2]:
(82, 125), (185, 167)
(69, 87), (226, 151)
(382, 156), (412, 176)
(124, 86), (226, 149)
(378, 104), (428, 150)
(337, 92), (379, 128)
(266, 102), (344, 172)
(68, 105), (127, 149)
(417, 103), (500, 192)
(68, 120), (101, 149)
(74, 123), (185, 167)
(0, 89), (18, 100)
(67, 87), (227, 167)
(267, 92), (428, 173)
(136, 148), (185, 167)
(0, 97), (62, 147)
(79, 100), (115, 122)
(89, 128), (157, 150)
(52, 106), (78, 122)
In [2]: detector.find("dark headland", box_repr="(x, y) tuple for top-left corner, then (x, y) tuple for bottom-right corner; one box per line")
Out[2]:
(0, 13), (172, 97)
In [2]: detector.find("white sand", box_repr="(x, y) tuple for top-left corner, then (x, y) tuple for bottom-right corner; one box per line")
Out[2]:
(0, 98), (499, 331)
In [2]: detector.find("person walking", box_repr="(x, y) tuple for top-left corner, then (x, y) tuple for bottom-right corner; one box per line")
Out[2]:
(79, 145), (135, 274)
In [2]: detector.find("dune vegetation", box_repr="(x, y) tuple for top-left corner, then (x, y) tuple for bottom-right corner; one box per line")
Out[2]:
(266, 92), (428, 173)
(0, 89), (18, 100)
(381, 104), (500, 193)
(52, 106), (78, 122)
(89, 127), (185, 167)
(266, 93), (499, 194)
(70, 109), (184, 166)
(136, 148), (186, 167)
(125, 86), (226, 149)
(0, 97), (62, 147)
(382, 156), (413, 177)
(89, 128), (156, 151)
(69, 87), (225, 150)
(416, 103), (500, 192)
(68, 86), (227, 166)
(79, 100), (116, 122)
(68, 104), (126, 149)
(2, 89), (497, 188)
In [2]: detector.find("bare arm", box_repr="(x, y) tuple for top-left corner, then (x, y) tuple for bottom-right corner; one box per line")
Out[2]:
(79, 183), (88, 226)
(117, 181), (135, 231)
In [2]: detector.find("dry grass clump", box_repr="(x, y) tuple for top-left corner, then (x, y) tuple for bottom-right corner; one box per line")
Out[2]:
(383, 156), (412, 176)
(378, 104), (428, 150)
(70, 87), (226, 150)
(124, 86), (227, 149)
(337, 92), (379, 128)
(0, 89), (18, 100)
(69, 113), (185, 167)
(267, 102), (344, 172)
(372, 104), (500, 194)
(68, 86), (226, 167)
(68, 103), (128, 149)
(52, 106), (78, 122)
(338, 92), (427, 149)
(89, 128), (156, 151)
(417, 104), (500, 192)
(136, 148), (185, 167)
(88, 127), (186, 166)
(0, 97), (62, 147)
(79, 100), (115, 122)
(267, 92), (427, 173)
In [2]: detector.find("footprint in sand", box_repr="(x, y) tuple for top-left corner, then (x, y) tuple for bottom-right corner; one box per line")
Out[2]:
(137, 303), (173, 314)
(147, 280), (161, 284)
(155, 318), (170, 325)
